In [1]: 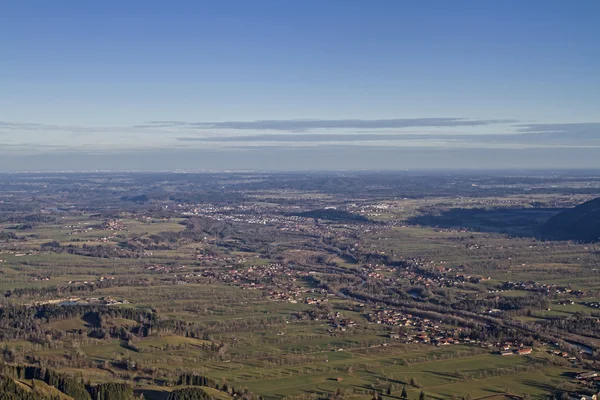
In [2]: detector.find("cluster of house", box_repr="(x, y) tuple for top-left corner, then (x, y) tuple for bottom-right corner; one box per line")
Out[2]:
(352, 261), (491, 292)
(243, 263), (302, 280)
(557, 299), (576, 305)
(199, 268), (241, 283)
(305, 296), (329, 305)
(388, 329), (471, 347)
(66, 274), (115, 286)
(181, 203), (297, 226)
(92, 235), (118, 243)
(195, 253), (233, 262)
(267, 290), (308, 303)
(103, 219), (125, 231)
(392, 264), (490, 289)
(549, 349), (579, 362)
(65, 222), (94, 235)
(366, 271), (386, 279)
(573, 371), (600, 395)
(328, 312), (359, 332)
(179, 202), (376, 237)
(193, 263), (334, 304)
(500, 342), (533, 356)
(290, 308), (359, 333)
(266, 288), (329, 304)
(367, 309), (539, 352)
(144, 264), (186, 273)
(576, 371), (599, 381)
(330, 319), (359, 331)
(67, 279), (98, 286)
(368, 309), (418, 326)
(30, 276), (51, 282)
(499, 281), (584, 295)
(569, 394), (597, 400)
(202, 264), (333, 304)
(200, 263), (299, 284)
(357, 264), (395, 277)
(193, 250), (263, 266)
(149, 263), (296, 285)
(347, 201), (403, 218)
(368, 309), (461, 346)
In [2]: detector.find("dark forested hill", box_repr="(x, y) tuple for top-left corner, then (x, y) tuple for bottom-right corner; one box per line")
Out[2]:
(542, 197), (600, 242)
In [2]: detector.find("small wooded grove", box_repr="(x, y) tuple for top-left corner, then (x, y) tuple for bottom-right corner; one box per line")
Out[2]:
(167, 387), (214, 400)
(0, 363), (253, 400)
(0, 363), (135, 399)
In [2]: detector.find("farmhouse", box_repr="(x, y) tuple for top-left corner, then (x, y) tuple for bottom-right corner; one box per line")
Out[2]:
(570, 395), (597, 400)
(576, 371), (598, 380)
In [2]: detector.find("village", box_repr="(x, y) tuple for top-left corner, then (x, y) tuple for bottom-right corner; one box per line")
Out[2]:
(498, 280), (586, 296)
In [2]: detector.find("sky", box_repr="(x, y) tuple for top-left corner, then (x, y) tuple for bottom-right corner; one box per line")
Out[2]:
(1, 0), (599, 171)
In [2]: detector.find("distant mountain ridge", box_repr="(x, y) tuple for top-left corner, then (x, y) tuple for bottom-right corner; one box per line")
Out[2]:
(541, 197), (600, 242)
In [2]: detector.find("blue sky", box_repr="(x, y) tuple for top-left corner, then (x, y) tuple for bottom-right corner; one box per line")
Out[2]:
(1, 0), (599, 170)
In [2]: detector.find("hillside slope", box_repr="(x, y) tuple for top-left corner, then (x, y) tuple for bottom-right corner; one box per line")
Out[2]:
(541, 197), (600, 242)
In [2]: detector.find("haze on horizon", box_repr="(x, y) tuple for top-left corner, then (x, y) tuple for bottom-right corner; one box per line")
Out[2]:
(1, 0), (599, 171)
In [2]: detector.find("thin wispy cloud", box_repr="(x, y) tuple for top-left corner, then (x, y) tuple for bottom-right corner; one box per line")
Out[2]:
(1, 120), (598, 156)
(0, 121), (135, 135)
(175, 122), (600, 145)
(136, 118), (516, 131)
(515, 123), (600, 139)
(176, 133), (459, 142)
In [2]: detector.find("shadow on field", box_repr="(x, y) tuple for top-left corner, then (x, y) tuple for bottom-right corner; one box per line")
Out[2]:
(561, 371), (579, 379)
(82, 312), (101, 328)
(520, 378), (554, 392)
(406, 207), (564, 237)
(423, 370), (460, 381)
(135, 389), (168, 400)
(481, 388), (504, 394)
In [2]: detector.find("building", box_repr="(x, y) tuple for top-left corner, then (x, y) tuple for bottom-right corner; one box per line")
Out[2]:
(570, 395), (597, 400)
(576, 371), (598, 380)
